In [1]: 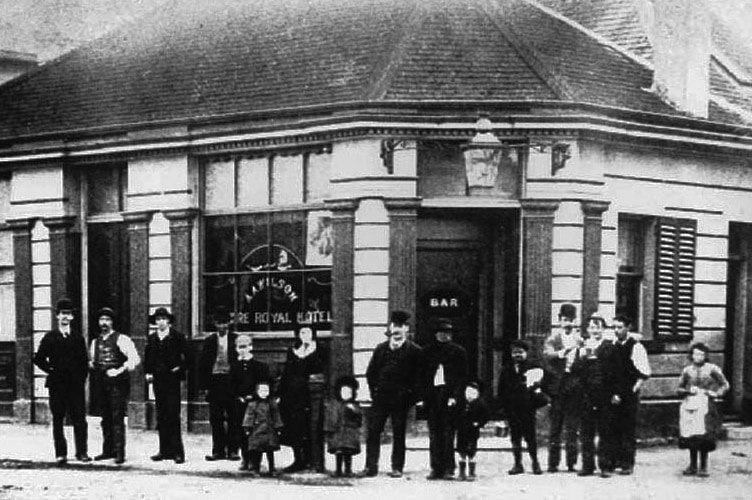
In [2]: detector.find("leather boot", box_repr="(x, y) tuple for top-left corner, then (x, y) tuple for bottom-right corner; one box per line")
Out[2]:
(458, 461), (467, 481)
(468, 461), (477, 481)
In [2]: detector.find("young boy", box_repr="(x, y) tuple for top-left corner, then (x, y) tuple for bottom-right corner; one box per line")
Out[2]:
(242, 381), (284, 477)
(497, 339), (545, 475)
(231, 334), (270, 471)
(324, 376), (363, 477)
(455, 381), (489, 481)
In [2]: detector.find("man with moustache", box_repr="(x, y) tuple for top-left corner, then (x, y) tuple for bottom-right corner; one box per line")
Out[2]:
(362, 310), (422, 478)
(33, 298), (91, 465)
(89, 307), (141, 464)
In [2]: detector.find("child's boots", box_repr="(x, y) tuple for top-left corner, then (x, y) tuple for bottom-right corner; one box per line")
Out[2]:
(458, 461), (467, 480)
(467, 461), (477, 481)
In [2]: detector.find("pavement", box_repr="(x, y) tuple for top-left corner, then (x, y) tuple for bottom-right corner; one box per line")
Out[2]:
(0, 421), (751, 499)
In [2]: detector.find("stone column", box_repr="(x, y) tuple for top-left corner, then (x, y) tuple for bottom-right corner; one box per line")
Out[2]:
(326, 200), (356, 386)
(520, 199), (560, 348)
(164, 208), (197, 433)
(386, 198), (420, 327)
(9, 218), (34, 422)
(44, 216), (81, 314)
(580, 201), (610, 327)
(122, 210), (154, 428)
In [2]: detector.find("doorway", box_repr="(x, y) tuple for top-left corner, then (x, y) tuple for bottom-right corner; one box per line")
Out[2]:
(415, 210), (519, 390)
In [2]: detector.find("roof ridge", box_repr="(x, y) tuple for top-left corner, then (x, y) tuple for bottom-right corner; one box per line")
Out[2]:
(363, 0), (425, 101)
(481, 0), (574, 101)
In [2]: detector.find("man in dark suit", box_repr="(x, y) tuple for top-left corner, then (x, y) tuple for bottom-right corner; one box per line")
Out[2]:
(363, 310), (422, 478)
(144, 307), (189, 463)
(33, 298), (91, 465)
(199, 307), (240, 461)
(421, 319), (468, 480)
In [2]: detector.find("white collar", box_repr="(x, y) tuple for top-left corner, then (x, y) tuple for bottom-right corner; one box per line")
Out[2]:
(389, 337), (406, 350)
(294, 341), (317, 358)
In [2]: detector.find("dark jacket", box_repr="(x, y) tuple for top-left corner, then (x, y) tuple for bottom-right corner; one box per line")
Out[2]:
(365, 339), (422, 405)
(421, 340), (468, 402)
(571, 339), (615, 409)
(542, 328), (583, 397)
(457, 397), (490, 433)
(144, 327), (189, 381)
(324, 398), (363, 455)
(33, 328), (89, 388)
(198, 332), (238, 389)
(242, 398), (284, 452)
(497, 360), (544, 417)
(606, 337), (649, 399)
(231, 357), (271, 400)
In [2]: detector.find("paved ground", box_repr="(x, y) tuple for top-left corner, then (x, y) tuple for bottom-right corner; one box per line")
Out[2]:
(1, 421), (751, 499)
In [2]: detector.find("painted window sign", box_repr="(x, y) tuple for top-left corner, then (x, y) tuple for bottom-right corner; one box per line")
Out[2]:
(421, 289), (469, 317)
(204, 211), (332, 332)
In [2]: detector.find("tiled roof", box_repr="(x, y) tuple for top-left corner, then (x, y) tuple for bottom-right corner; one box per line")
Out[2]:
(0, 0), (722, 141)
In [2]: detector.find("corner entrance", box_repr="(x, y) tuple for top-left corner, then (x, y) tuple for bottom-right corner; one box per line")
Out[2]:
(415, 210), (519, 390)
(727, 222), (752, 423)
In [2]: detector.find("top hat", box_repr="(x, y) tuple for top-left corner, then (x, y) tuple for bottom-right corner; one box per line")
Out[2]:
(558, 303), (577, 320)
(390, 310), (411, 326)
(96, 307), (116, 321)
(335, 375), (360, 391)
(149, 307), (175, 324)
(212, 306), (232, 324)
(55, 297), (75, 314)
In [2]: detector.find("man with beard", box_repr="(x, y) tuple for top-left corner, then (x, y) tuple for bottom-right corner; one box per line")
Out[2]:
(362, 310), (422, 478)
(89, 307), (140, 464)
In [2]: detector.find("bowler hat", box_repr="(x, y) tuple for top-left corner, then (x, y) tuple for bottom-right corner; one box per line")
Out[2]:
(212, 306), (231, 324)
(96, 307), (116, 321)
(558, 303), (577, 320)
(390, 310), (411, 326)
(434, 319), (455, 333)
(335, 375), (360, 391)
(55, 297), (75, 314)
(149, 307), (175, 324)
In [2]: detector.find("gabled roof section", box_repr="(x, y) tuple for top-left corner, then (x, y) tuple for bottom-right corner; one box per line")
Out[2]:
(0, 0), (722, 142)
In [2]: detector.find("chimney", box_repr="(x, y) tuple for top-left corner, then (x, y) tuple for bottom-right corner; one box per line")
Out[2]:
(650, 0), (711, 118)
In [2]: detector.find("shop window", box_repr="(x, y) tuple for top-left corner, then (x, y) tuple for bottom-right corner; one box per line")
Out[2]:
(204, 150), (330, 211)
(616, 215), (696, 339)
(86, 164), (127, 214)
(203, 210), (332, 334)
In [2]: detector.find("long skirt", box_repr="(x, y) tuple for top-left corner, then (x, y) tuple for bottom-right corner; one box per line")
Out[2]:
(678, 394), (722, 452)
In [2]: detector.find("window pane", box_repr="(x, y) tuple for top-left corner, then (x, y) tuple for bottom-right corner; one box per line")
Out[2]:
(616, 275), (641, 329)
(306, 211), (333, 267)
(237, 157), (269, 208)
(204, 216), (236, 273)
(205, 274), (236, 322)
(271, 155), (303, 205)
(618, 218), (644, 273)
(204, 159), (235, 210)
(270, 212), (305, 268)
(301, 269), (332, 330)
(237, 213), (269, 272)
(87, 165), (126, 214)
(0, 176), (10, 223)
(305, 151), (331, 203)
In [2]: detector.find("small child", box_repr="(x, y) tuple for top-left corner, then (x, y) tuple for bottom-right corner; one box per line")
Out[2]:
(242, 381), (284, 477)
(324, 376), (363, 477)
(455, 381), (489, 481)
(677, 342), (729, 477)
(497, 339), (545, 475)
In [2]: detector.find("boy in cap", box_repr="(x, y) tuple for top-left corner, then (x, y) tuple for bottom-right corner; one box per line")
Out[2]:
(421, 319), (468, 480)
(33, 298), (91, 464)
(144, 307), (189, 463)
(362, 310), (422, 477)
(455, 381), (489, 481)
(542, 303), (583, 472)
(497, 339), (545, 475)
(325, 376), (363, 477)
(89, 306), (141, 464)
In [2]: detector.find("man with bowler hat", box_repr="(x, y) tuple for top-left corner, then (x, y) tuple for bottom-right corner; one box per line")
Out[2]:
(33, 297), (91, 464)
(199, 306), (240, 461)
(421, 319), (468, 480)
(89, 306), (140, 464)
(362, 310), (422, 478)
(144, 307), (189, 463)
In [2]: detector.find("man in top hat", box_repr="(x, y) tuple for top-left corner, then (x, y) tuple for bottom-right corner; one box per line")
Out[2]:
(144, 307), (189, 463)
(199, 306), (240, 461)
(89, 306), (141, 464)
(33, 298), (91, 464)
(421, 319), (468, 480)
(542, 303), (584, 472)
(362, 310), (423, 478)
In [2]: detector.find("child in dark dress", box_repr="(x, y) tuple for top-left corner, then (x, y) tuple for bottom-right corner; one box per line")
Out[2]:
(324, 376), (363, 477)
(455, 381), (490, 481)
(242, 381), (284, 477)
(497, 339), (545, 475)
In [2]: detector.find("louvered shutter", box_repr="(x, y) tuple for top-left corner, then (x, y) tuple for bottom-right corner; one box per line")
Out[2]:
(654, 218), (696, 337)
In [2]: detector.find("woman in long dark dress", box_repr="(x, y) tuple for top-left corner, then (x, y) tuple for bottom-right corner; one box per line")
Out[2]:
(278, 325), (328, 472)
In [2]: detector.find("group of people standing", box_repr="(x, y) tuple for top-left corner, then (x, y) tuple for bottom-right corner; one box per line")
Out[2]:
(32, 298), (730, 480)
